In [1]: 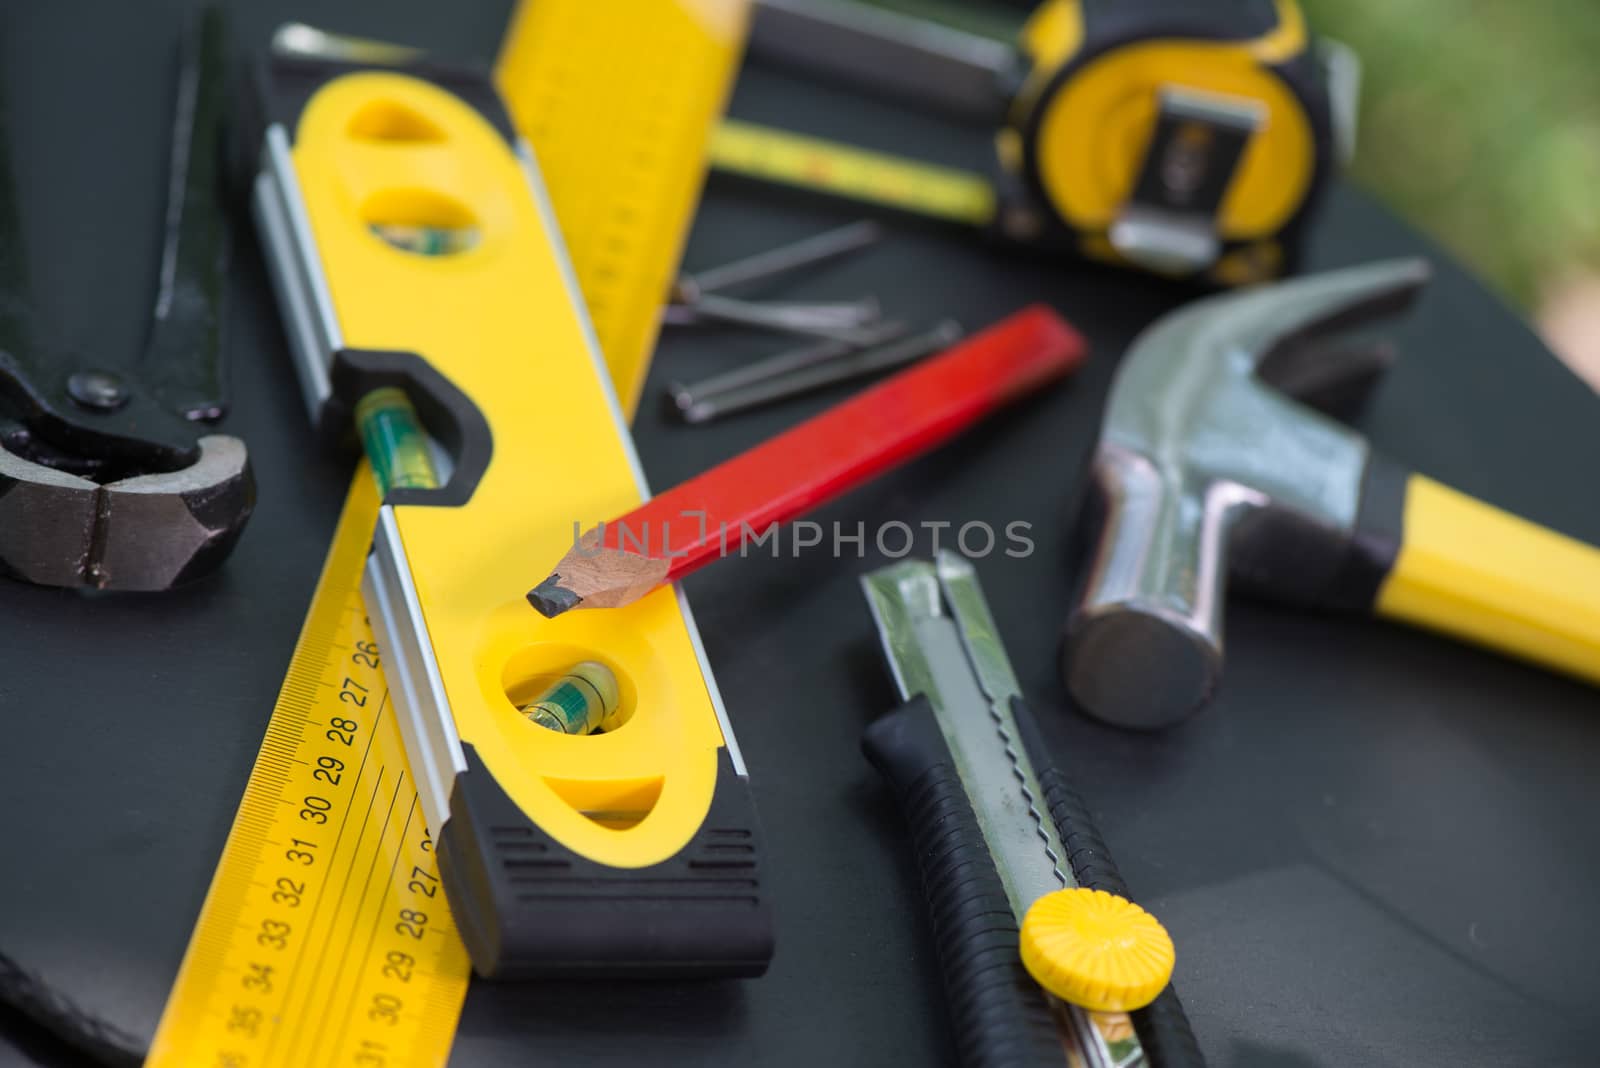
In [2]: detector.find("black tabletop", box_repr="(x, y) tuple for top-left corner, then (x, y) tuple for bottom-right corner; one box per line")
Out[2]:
(4, 2), (1599, 1067)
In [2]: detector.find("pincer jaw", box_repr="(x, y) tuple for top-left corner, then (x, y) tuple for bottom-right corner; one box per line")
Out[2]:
(0, 434), (254, 592)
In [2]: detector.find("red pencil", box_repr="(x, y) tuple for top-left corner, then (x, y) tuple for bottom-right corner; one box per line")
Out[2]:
(526, 305), (1086, 616)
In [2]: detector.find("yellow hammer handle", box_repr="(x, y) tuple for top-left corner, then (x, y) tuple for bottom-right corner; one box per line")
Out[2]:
(1377, 474), (1600, 685)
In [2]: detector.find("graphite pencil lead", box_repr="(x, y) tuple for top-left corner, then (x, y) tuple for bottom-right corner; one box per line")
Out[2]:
(527, 574), (583, 618)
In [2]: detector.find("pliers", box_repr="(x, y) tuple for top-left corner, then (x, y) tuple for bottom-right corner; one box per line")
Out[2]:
(0, 8), (253, 592)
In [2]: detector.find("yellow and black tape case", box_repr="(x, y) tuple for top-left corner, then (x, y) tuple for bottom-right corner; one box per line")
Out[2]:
(249, 53), (773, 979)
(1000, 0), (1337, 283)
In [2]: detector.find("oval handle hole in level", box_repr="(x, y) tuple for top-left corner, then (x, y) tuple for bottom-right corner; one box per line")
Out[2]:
(544, 775), (663, 831)
(348, 99), (447, 142)
(362, 188), (481, 256)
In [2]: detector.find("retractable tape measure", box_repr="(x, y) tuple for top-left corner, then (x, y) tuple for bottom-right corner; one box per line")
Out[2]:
(714, 0), (1340, 285)
(1000, 0), (1334, 283)
(153, 8), (768, 1064)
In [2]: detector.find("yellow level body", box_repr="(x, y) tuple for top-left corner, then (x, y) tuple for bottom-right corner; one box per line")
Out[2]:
(293, 71), (727, 861)
(256, 67), (767, 978)
(495, 0), (751, 417)
(148, 470), (471, 1068)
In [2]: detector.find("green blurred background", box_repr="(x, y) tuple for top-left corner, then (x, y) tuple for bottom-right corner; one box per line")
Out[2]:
(1301, 0), (1600, 308)
(1301, 0), (1600, 390)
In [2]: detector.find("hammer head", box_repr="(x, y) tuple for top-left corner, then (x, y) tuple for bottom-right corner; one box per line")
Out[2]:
(1065, 259), (1432, 729)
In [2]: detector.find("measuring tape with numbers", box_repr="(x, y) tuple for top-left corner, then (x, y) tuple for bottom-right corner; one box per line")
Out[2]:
(147, 470), (472, 1068)
(710, 117), (997, 226)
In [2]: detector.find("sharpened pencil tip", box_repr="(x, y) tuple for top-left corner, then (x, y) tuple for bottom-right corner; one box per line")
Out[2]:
(527, 574), (583, 618)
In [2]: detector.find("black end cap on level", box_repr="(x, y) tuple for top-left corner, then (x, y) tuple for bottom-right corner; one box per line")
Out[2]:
(438, 744), (774, 980)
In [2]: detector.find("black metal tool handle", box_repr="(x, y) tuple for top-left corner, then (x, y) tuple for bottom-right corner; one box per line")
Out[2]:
(0, 5), (231, 475)
(862, 696), (1066, 1068)
(141, 3), (231, 422)
(1010, 696), (1208, 1068)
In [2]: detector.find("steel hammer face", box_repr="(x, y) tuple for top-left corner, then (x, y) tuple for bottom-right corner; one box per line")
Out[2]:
(1065, 260), (1433, 728)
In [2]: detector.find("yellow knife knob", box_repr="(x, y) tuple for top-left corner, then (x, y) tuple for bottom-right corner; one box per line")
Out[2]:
(1019, 887), (1175, 1012)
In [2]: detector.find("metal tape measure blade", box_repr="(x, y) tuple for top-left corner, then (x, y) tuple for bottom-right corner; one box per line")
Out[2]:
(710, 118), (998, 226)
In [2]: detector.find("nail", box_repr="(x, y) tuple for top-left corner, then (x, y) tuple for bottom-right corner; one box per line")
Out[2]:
(672, 319), (909, 408)
(673, 220), (883, 300)
(681, 320), (963, 423)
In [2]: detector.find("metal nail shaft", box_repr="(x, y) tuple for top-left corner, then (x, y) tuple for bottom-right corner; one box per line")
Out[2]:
(662, 295), (881, 330)
(682, 320), (963, 423)
(683, 292), (888, 342)
(671, 319), (910, 409)
(674, 220), (884, 301)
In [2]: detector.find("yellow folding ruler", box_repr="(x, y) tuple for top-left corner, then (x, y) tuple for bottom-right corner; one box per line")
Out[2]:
(148, 470), (471, 1068)
(496, 0), (751, 417)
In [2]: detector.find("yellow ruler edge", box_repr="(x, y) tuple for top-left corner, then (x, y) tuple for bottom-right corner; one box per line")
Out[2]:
(148, 467), (471, 1068)
(495, 0), (752, 420)
(709, 117), (998, 227)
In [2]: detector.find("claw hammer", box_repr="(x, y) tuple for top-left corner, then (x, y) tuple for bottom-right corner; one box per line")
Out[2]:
(1065, 259), (1600, 728)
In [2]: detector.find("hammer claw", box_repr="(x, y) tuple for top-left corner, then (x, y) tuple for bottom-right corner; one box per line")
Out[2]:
(1257, 337), (1398, 419)
(1217, 258), (1431, 377)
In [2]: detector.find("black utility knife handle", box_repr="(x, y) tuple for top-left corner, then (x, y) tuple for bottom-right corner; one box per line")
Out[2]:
(863, 696), (1067, 1068)
(1010, 696), (1208, 1068)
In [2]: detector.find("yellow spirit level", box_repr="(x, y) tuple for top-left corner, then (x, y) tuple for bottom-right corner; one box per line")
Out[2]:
(251, 56), (772, 978)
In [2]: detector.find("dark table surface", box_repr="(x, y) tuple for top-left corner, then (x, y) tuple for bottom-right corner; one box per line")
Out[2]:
(4, 2), (1600, 1066)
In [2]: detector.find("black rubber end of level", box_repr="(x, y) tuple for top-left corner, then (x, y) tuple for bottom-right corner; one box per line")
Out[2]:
(438, 744), (773, 980)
